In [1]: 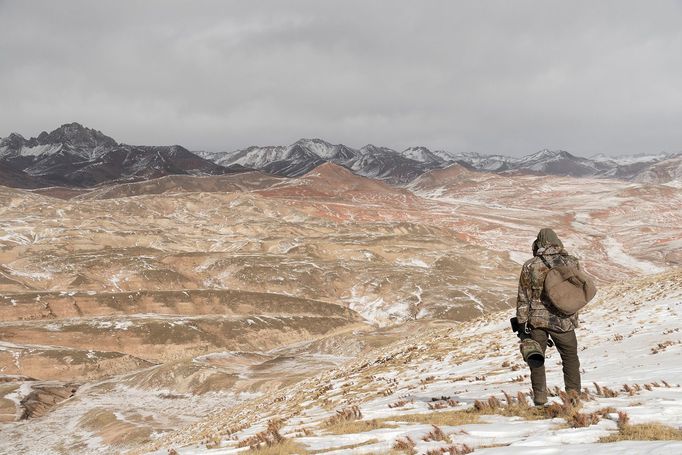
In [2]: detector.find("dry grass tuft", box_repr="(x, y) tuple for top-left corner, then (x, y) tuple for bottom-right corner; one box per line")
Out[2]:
(247, 439), (310, 454)
(567, 411), (600, 428)
(593, 382), (603, 396)
(473, 392), (546, 420)
(238, 419), (287, 451)
(592, 382), (619, 397)
(389, 399), (413, 409)
(429, 401), (448, 410)
(322, 405), (362, 427)
(312, 383), (332, 400)
(602, 386), (619, 398)
(294, 427), (314, 437)
(425, 444), (474, 455)
(617, 411), (630, 428)
(393, 435), (417, 454)
(422, 424), (450, 442)
(651, 340), (675, 354)
(428, 398), (459, 410)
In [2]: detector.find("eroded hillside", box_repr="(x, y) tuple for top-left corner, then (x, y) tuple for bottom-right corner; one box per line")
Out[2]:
(0, 165), (680, 453)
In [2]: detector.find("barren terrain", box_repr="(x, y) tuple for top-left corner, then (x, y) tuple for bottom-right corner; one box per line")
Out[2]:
(0, 163), (680, 453)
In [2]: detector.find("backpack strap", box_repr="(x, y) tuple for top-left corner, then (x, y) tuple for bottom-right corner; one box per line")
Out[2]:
(540, 254), (568, 270)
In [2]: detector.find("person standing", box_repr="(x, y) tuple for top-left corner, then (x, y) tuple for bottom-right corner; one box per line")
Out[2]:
(516, 228), (582, 406)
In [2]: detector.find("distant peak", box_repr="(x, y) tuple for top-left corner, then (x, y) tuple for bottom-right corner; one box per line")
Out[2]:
(527, 149), (572, 159)
(60, 121), (85, 129)
(360, 144), (393, 153)
(41, 122), (118, 147)
(0, 132), (26, 148)
(294, 138), (333, 147)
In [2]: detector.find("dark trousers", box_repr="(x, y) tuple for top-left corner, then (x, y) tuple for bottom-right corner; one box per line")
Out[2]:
(529, 328), (581, 404)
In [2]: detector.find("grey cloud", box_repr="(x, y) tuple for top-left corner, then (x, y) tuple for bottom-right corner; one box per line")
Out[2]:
(1, 0), (681, 156)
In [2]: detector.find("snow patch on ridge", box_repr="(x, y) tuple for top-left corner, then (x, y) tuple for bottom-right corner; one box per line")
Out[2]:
(604, 237), (665, 274)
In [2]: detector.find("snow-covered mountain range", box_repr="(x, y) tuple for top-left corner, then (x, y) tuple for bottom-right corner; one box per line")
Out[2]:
(2, 123), (681, 188)
(200, 139), (682, 184)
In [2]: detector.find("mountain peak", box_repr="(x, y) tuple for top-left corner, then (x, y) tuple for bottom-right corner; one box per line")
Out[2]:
(523, 149), (574, 161)
(40, 122), (118, 148)
(294, 138), (333, 146)
(360, 144), (395, 154)
(0, 132), (26, 149)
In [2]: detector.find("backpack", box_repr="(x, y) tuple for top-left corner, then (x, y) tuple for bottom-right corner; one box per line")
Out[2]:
(541, 256), (597, 316)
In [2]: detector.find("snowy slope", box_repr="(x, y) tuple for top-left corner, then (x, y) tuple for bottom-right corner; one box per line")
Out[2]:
(144, 269), (682, 454)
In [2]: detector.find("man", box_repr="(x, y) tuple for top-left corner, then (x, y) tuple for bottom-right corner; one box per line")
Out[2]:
(516, 228), (582, 406)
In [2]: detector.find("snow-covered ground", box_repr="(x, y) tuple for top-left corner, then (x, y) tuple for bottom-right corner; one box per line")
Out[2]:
(146, 269), (682, 454)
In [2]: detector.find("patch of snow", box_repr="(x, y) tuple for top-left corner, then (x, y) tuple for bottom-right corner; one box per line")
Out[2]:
(604, 237), (665, 274)
(397, 258), (429, 268)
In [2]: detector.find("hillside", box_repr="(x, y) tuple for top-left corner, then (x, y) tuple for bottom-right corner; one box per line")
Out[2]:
(142, 269), (682, 454)
(0, 164), (680, 454)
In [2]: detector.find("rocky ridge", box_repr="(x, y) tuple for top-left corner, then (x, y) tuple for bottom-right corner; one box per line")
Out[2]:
(0, 123), (246, 188)
(201, 139), (682, 184)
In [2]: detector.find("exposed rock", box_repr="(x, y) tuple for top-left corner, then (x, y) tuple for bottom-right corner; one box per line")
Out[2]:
(19, 381), (79, 419)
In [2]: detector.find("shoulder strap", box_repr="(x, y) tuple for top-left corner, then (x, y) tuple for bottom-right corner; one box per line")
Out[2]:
(540, 254), (569, 270)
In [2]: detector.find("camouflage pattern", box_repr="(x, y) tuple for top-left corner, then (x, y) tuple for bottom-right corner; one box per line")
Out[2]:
(519, 337), (544, 367)
(516, 244), (581, 332)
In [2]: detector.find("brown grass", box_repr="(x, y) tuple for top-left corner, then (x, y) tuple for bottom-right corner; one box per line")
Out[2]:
(248, 439), (309, 454)
(393, 435), (416, 454)
(389, 399), (413, 409)
(322, 405), (362, 427)
(378, 410), (480, 426)
(322, 418), (398, 435)
(238, 419), (286, 451)
(422, 425), (450, 442)
(428, 398), (459, 410)
(599, 423), (682, 443)
(472, 390), (618, 429)
(425, 445), (474, 455)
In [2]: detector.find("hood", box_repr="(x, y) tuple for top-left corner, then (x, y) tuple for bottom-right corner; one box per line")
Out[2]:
(532, 228), (565, 256)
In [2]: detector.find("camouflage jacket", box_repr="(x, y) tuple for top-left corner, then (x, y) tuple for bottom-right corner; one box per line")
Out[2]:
(516, 245), (580, 332)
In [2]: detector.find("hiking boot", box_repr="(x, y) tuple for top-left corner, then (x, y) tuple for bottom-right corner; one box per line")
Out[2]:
(533, 398), (547, 407)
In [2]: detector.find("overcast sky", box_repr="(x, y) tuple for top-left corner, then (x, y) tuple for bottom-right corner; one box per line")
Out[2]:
(1, 1), (681, 156)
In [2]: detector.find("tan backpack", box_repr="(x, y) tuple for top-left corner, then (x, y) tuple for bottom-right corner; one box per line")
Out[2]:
(541, 257), (597, 316)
